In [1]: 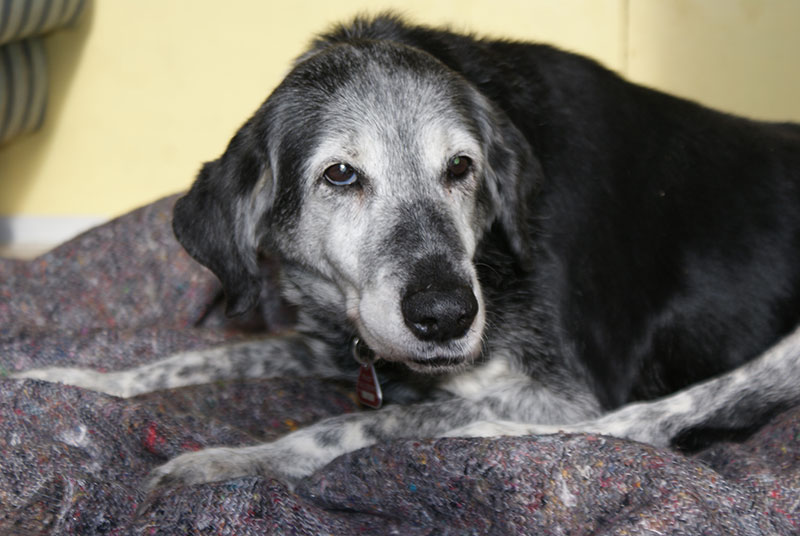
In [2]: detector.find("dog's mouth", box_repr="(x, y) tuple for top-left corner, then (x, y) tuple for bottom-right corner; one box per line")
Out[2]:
(407, 355), (465, 369)
(353, 334), (471, 373)
(370, 340), (477, 373)
(353, 317), (482, 373)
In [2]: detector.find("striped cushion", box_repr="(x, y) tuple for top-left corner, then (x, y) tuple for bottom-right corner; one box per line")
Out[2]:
(0, 0), (86, 46)
(0, 0), (86, 144)
(0, 38), (47, 144)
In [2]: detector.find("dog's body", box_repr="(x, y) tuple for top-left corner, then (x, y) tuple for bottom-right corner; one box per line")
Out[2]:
(17, 15), (800, 488)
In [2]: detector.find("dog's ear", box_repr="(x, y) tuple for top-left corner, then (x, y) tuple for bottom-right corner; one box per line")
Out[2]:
(480, 104), (541, 269)
(173, 125), (272, 316)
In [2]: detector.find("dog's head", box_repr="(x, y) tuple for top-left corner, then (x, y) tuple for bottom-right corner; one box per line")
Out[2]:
(173, 39), (540, 372)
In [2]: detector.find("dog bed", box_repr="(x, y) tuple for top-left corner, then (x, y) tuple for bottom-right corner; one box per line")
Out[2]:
(1, 195), (798, 534)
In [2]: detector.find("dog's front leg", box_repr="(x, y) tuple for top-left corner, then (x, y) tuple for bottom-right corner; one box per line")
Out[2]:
(147, 397), (496, 490)
(10, 335), (342, 397)
(448, 325), (800, 447)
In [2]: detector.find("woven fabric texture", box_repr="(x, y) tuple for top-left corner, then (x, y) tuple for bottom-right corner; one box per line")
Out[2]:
(1, 195), (798, 535)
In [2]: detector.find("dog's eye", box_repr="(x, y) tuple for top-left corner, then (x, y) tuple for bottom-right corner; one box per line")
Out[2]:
(323, 163), (358, 186)
(447, 156), (472, 180)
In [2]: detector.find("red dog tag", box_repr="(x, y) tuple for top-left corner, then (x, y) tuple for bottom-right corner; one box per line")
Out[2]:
(352, 337), (383, 409)
(356, 362), (383, 409)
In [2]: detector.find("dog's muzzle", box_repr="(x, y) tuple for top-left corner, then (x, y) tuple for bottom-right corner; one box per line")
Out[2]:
(401, 284), (478, 342)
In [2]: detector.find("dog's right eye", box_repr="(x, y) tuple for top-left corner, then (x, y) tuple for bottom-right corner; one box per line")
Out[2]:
(447, 155), (472, 180)
(323, 163), (358, 186)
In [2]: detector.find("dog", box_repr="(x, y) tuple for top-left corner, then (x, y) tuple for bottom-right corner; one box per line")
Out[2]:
(15, 14), (800, 490)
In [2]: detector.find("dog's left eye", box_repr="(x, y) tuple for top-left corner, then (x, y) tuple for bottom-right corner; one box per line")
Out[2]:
(323, 163), (358, 186)
(447, 156), (472, 180)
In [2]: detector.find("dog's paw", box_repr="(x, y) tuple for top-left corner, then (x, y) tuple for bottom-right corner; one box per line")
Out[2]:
(10, 367), (131, 397)
(584, 402), (676, 448)
(147, 447), (262, 490)
(444, 419), (561, 438)
(146, 443), (312, 491)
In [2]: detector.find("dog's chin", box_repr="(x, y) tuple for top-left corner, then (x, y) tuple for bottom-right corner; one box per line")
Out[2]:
(383, 339), (483, 374)
(361, 339), (480, 374)
(404, 354), (471, 374)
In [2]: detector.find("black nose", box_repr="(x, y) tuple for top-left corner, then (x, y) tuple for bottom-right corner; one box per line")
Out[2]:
(401, 285), (478, 342)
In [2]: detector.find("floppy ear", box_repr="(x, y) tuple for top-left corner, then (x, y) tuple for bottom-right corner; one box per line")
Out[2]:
(173, 125), (273, 316)
(479, 102), (541, 269)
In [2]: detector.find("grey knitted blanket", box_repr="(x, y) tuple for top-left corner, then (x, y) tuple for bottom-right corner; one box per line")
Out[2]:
(1, 196), (798, 535)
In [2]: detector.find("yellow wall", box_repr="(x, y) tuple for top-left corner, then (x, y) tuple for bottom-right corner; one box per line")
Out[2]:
(627, 0), (800, 121)
(1, 0), (799, 219)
